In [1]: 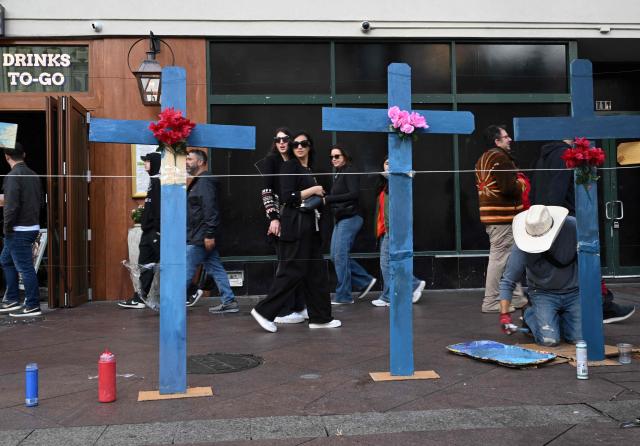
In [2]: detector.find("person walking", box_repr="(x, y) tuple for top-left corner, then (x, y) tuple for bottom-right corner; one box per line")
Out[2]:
(0, 143), (43, 317)
(119, 151), (161, 309)
(184, 149), (239, 313)
(251, 131), (340, 332)
(371, 157), (426, 307)
(256, 127), (307, 324)
(475, 125), (528, 313)
(324, 145), (376, 305)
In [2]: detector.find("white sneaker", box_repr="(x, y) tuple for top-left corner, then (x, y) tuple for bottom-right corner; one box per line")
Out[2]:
(371, 299), (390, 307)
(274, 312), (305, 324)
(412, 280), (426, 303)
(298, 308), (309, 320)
(357, 278), (377, 300)
(309, 319), (342, 329)
(251, 309), (277, 333)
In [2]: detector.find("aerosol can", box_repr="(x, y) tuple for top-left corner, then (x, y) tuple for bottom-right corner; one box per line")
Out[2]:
(98, 349), (117, 402)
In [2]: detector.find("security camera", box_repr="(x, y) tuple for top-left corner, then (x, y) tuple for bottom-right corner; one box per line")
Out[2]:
(361, 21), (371, 33)
(91, 21), (103, 33)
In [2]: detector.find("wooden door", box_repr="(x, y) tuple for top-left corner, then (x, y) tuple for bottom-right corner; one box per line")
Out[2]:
(62, 96), (90, 306)
(45, 96), (65, 308)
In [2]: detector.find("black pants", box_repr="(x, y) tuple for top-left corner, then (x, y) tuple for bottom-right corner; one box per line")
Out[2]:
(271, 235), (307, 316)
(138, 230), (160, 296)
(255, 230), (332, 324)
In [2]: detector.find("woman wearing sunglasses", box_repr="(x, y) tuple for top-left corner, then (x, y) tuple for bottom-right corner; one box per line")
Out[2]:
(324, 145), (377, 305)
(252, 131), (341, 332)
(257, 127), (307, 324)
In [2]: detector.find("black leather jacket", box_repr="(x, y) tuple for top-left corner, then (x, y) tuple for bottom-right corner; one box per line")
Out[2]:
(3, 162), (42, 234)
(187, 172), (220, 245)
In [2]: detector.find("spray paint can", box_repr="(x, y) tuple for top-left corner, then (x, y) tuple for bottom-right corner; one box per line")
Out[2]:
(98, 349), (116, 403)
(576, 340), (589, 380)
(25, 363), (39, 407)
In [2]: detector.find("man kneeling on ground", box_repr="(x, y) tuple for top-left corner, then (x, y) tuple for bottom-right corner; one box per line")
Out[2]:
(498, 205), (580, 347)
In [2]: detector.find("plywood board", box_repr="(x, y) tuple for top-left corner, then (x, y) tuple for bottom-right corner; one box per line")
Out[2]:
(138, 386), (213, 402)
(519, 343), (622, 360)
(369, 371), (440, 382)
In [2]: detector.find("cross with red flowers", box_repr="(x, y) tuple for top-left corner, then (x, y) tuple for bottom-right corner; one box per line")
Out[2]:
(89, 67), (255, 395)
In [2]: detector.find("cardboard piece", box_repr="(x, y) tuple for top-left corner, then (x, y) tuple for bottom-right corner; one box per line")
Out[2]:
(138, 386), (213, 402)
(617, 141), (640, 166)
(519, 343), (633, 367)
(370, 371), (440, 382)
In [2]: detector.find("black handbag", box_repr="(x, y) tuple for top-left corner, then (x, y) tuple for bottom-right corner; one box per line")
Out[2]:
(299, 195), (323, 213)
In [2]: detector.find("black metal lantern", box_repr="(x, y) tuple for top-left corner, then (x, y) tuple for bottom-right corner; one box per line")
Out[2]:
(132, 32), (162, 106)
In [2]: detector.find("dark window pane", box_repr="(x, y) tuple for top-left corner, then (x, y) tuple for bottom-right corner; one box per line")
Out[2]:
(209, 105), (332, 256)
(209, 42), (330, 94)
(457, 103), (570, 250)
(335, 43), (451, 94)
(335, 104), (455, 252)
(456, 44), (567, 93)
(593, 62), (640, 112)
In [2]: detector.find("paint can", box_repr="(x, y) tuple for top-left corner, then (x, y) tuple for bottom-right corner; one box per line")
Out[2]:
(98, 350), (117, 403)
(576, 340), (589, 379)
(25, 363), (39, 407)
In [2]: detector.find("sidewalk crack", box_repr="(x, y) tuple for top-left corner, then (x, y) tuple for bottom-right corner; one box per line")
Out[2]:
(543, 424), (576, 445)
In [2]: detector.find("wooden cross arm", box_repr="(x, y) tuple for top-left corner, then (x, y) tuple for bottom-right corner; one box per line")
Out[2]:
(514, 115), (640, 141)
(322, 107), (475, 134)
(89, 118), (256, 150)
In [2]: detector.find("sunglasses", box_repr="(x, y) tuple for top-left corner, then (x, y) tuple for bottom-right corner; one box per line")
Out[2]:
(330, 154), (343, 160)
(273, 136), (290, 143)
(292, 140), (310, 148)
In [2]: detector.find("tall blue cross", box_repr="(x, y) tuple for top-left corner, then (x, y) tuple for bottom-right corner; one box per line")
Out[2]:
(514, 59), (640, 360)
(323, 63), (474, 376)
(89, 66), (255, 394)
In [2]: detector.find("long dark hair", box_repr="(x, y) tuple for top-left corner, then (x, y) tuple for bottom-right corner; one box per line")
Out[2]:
(270, 127), (292, 155)
(330, 144), (353, 166)
(288, 131), (315, 167)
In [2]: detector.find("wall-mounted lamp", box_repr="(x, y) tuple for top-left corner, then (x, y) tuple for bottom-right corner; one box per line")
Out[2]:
(127, 31), (174, 106)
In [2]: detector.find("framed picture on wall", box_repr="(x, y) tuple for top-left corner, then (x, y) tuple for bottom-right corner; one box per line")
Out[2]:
(131, 144), (159, 197)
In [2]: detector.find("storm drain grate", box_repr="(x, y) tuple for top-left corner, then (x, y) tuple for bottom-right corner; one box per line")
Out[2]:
(187, 352), (263, 374)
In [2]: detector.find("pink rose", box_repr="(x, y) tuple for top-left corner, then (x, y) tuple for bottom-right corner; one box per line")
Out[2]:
(409, 111), (428, 129)
(400, 122), (415, 134)
(388, 106), (401, 128)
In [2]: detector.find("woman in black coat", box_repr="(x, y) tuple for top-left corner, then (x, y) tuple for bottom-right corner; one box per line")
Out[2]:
(251, 131), (341, 332)
(257, 127), (307, 324)
(324, 145), (376, 304)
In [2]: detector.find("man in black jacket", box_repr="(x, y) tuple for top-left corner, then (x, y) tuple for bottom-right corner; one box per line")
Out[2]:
(119, 152), (161, 309)
(185, 149), (238, 313)
(0, 143), (43, 317)
(531, 140), (635, 324)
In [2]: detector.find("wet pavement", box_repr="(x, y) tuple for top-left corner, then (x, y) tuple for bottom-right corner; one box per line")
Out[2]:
(1, 286), (639, 445)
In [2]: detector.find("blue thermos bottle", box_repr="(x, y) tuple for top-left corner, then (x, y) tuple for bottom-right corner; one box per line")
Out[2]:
(25, 363), (38, 407)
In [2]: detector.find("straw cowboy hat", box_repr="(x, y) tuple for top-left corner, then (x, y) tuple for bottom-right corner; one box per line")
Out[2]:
(512, 205), (569, 254)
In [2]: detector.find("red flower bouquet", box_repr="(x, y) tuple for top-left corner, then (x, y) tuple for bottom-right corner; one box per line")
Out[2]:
(148, 107), (196, 155)
(560, 137), (605, 189)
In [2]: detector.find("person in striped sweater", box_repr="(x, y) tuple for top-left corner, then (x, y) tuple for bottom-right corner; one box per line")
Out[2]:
(475, 125), (528, 313)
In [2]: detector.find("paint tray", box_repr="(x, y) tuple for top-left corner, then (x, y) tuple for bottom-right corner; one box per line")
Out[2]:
(447, 340), (556, 368)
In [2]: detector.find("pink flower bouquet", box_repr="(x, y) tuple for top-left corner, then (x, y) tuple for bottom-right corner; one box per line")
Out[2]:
(388, 106), (428, 140)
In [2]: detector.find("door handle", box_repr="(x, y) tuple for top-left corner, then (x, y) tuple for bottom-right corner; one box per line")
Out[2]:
(605, 201), (613, 220)
(614, 200), (624, 220)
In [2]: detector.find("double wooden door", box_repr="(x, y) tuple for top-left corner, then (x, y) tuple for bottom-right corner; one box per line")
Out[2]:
(45, 96), (90, 308)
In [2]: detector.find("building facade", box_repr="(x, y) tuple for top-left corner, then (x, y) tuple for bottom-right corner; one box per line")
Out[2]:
(1, 1), (639, 303)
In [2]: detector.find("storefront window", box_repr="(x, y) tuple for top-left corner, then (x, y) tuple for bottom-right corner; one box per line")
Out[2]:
(456, 44), (567, 93)
(335, 43), (451, 94)
(209, 42), (330, 94)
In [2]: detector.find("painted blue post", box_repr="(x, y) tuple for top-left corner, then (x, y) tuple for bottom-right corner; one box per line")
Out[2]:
(322, 63), (474, 375)
(89, 66), (255, 393)
(513, 59), (640, 360)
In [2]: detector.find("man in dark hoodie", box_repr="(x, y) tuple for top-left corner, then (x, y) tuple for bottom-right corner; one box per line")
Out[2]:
(119, 152), (161, 309)
(531, 140), (635, 324)
(0, 143), (43, 317)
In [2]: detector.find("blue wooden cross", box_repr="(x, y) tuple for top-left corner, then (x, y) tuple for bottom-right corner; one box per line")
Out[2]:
(323, 63), (474, 376)
(89, 66), (255, 394)
(514, 59), (640, 360)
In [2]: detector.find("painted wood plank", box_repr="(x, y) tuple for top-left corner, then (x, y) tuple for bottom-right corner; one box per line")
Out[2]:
(322, 108), (475, 135)
(138, 386), (213, 401)
(514, 115), (640, 141)
(190, 125), (256, 149)
(369, 371), (440, 381)
(569, 59), (595, 118)
(387, 64), (415, 376)
(89, 119), (156, 145)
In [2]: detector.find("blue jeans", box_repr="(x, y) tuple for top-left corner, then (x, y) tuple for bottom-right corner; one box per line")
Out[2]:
(1, 231), (40, 309)
(186, 245), (235, 304)
(379, 234), (421, 303)
(524, 288), (581, 346)
(330, 215), (374, 302)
